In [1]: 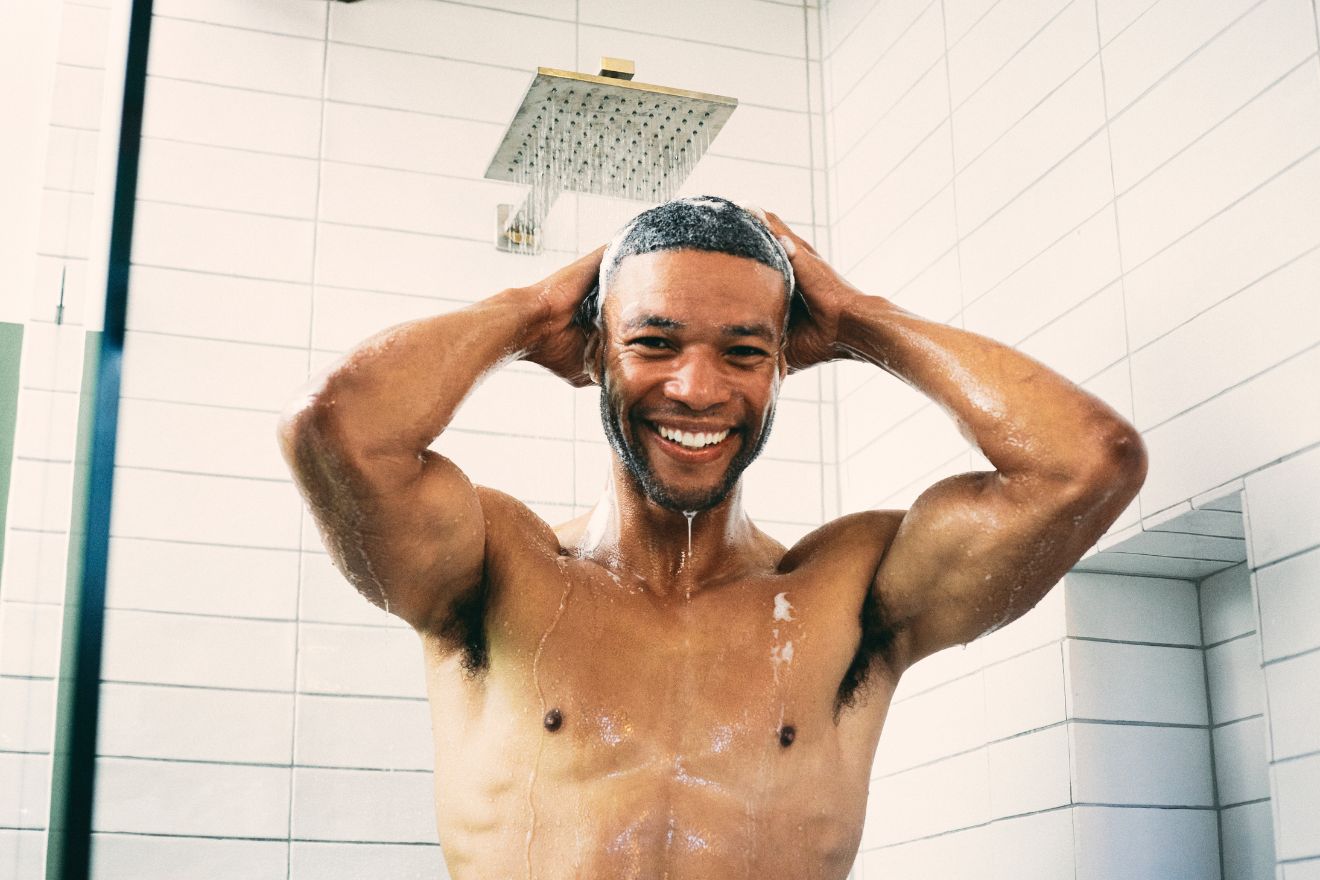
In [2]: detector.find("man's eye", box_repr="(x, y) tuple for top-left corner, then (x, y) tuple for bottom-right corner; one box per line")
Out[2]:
(730, 347), (769, 358)
(632, 337), (671, 349)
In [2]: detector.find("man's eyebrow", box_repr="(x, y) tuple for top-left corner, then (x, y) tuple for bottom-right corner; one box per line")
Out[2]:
(721, 323), (778, 343)
(622, 315), (684, 332)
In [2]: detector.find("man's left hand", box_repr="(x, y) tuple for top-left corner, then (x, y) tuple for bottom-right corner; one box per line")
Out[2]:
(752, 208), (861, 372)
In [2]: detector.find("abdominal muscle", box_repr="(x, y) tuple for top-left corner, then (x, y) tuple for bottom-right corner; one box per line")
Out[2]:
(427, 685), (870, 880)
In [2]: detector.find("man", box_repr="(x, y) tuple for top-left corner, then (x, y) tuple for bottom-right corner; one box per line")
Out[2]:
(277, 196), (1147, 878)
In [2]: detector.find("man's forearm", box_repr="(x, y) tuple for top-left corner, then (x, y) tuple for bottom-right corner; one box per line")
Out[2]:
(283, 286), (545, 459)
(835, 294), (1140, 483)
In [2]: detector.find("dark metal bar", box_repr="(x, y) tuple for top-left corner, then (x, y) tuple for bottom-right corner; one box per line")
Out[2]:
(45, 1), (154, 877)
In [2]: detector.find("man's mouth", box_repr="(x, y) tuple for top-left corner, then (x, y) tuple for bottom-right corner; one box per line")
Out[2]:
(653, 424), (731, 449)
(642, 421), (738, 462)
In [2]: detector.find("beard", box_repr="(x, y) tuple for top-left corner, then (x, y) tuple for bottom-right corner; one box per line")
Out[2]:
(598, 371), (777, 512)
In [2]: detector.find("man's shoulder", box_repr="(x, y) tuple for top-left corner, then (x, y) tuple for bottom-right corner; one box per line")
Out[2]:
(777, 508), (906, 576)
(473, 486), (566, 559)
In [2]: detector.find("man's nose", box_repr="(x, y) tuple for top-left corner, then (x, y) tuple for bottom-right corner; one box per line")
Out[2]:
(664, 354), (731, 411)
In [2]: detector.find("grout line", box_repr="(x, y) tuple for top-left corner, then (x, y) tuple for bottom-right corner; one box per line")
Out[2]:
(0, 747), (434, 776)
(1262, 643), (1320, 668)
(1279, 855), (1320, 867)
(1312, 0), (1320, 90)
(1064, 638), (1079, 880)
(946, 0), (1077, 118)
(801, 0), (829, 526)
(0, 825), (444, 847)
(1111, 52), (1316, 201)
(1272, 746), (1320, 766)
(1097, 549), (1246, 564)
(144, 66), (817, 123)
(1070, 635), (1201, 650)
(130, 195), (818, 253)
(871, 719), (1068, 781)
(1212, 713), (1264, 731)
(935, 0), (968, 343)
(828, 0), (939, 113)
(1103, 0), (1272, 127)
(1251, 538), (1320, 574)
(832, 84), (947, 226)
(820, 0), (895, 64)
(20, 673), (430, 702)
(944, 0), (1007, 56)
(1137, 340), (1320, 434)
(149, 13), (330, 43)
(890, 639), (1065, 704)
(859, 799), (1220, 854)
(1203, 631), (1258, 652)
(1194, 578), (1228, 878)
(55, 60), (108, 74)
(1068, 717), (1211, 730)
(1241, 486), (1285, 801)
(861, 803), (1074, 852)
(284, 12), (329, 875)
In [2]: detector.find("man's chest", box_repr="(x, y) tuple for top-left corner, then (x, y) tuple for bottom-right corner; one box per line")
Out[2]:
(426, 569), (892, 772)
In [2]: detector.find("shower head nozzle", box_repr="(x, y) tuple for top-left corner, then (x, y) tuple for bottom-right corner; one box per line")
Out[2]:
(486, 63), (737, 253)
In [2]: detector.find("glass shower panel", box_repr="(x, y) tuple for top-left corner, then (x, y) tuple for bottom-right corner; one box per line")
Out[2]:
(1, 0), (133, 876)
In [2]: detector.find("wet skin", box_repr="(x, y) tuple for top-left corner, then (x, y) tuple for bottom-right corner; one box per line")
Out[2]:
(278, 210), (1148, 879)
(422, 491), (901, 879)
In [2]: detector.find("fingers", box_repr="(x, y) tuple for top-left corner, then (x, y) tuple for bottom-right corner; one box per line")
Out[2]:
(761, 210), (820, 258)
(546, 243), (607, 295)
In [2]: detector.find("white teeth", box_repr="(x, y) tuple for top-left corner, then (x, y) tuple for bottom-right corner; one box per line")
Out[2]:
(657, 425), (729, 449)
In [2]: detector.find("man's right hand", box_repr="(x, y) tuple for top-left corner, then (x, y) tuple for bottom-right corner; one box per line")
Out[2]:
(520, 245), (607, 388)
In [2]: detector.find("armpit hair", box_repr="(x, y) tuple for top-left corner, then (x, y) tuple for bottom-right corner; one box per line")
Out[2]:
(436, 575), (491, 678)
(833, 586), (902, 721)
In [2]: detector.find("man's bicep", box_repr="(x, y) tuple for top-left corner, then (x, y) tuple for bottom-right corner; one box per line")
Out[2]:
(302, 448), (487, 631)
(872, 469), (1100, 672)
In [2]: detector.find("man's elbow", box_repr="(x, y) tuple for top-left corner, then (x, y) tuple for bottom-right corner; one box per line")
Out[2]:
(1075, 422), (1149, 498)
(274, 389), (342, 476)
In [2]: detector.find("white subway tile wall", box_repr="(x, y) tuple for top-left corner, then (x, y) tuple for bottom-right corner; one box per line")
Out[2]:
(824, 0), (1317, 870)
(826, 0), (1320, 522)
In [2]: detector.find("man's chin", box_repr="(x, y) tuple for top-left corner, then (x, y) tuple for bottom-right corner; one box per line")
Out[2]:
(643, 482), (729, 513)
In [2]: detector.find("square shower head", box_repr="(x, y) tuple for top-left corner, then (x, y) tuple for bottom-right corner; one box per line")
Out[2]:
(486, 66), (738, 200)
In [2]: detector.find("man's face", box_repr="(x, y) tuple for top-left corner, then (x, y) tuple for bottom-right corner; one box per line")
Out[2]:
(595, 249), (789, 512)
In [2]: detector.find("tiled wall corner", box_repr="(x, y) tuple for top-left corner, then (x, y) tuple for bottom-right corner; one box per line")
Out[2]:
(1244, 446), (1320, 870)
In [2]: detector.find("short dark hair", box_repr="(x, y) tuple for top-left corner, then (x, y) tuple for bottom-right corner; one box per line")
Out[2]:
(574, 195), (796, 331)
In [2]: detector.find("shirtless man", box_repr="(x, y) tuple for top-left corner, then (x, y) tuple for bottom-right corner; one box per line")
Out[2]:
(276, 196), (1147, 879)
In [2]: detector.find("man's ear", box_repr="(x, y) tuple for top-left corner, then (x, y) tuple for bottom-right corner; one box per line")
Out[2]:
(584, 329), (604, 385)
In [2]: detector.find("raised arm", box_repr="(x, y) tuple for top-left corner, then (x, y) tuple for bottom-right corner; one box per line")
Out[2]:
(762, 211), (1147, 672)
(275, 248), (602, 631)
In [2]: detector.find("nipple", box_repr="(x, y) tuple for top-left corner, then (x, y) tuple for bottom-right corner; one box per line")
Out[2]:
(778, 725), (796, 748)
(543, 708), (563, 732)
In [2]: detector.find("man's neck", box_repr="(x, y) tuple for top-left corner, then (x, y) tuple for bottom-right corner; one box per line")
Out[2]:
(570, 467), (767, 598)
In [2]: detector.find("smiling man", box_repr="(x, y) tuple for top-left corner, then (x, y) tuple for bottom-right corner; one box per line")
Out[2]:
(277, 196), (1147, 879)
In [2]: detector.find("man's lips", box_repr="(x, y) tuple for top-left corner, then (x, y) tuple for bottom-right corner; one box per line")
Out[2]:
(643, 420), (738, 463)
